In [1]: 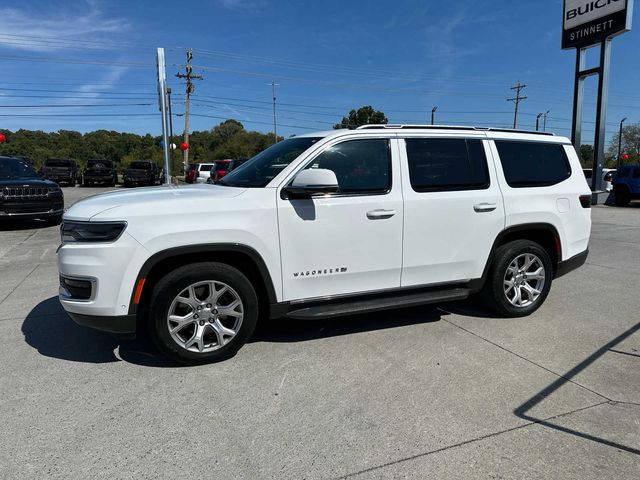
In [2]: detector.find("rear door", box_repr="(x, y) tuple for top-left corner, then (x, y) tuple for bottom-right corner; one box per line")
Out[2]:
(399, 134), (505, 286)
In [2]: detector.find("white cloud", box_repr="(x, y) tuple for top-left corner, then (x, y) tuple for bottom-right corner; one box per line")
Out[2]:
(0, 0), (130, 52)
(217, 0), (267, 12)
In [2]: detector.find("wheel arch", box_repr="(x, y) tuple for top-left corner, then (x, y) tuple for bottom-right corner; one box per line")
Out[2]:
(129, 244), (277, 317)
(472, 223), (562, 292)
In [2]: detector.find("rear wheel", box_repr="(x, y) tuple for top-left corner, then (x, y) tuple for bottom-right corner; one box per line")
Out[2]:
(482, 240), (552, 317)
(614, 185), (631, 206)
(148, 262), (258, 365)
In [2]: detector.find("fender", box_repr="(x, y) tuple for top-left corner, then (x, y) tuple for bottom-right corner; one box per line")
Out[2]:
(128, 243), (278, 315)
(469, 223), (562, 292)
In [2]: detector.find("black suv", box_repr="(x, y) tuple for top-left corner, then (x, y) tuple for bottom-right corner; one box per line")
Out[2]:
(0, 156), (63, 223)
(83, 159), (117, 187)
(123, 160), (159, 187)
(40, 158), (80, 186)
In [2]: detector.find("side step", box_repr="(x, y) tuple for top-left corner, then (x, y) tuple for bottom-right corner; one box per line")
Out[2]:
(286, 288), (470, 320)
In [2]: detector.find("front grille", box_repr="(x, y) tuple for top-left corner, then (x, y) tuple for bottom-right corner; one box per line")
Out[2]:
(1, 186), (53, 199)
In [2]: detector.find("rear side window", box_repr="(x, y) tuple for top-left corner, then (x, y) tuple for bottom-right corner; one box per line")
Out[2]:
(495, 141), (571, 188)
(199, 164), (213, 172)
(405, 138), (489, 192)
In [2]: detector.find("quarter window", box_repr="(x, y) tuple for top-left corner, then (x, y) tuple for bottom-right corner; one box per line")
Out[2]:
(305, 139), (391, 194)
(495, 141), (571, 188)
(405, 138), (490, 192)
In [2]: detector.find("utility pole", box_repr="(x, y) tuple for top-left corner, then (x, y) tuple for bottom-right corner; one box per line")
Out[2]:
(507, 81), (527, 129)
(543, 110), (550, 132)
(431, 106), (438, 125)
(269, 80), (280, 144)
(176, 49), (202, 171)
(536, 113), (543, 131)
(617, 117), (627, 167)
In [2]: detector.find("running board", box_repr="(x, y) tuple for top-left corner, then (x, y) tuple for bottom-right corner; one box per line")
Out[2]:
(285, 288), (470, 320)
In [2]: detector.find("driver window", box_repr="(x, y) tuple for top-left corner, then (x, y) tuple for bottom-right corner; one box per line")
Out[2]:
(305, 139), (391, 194)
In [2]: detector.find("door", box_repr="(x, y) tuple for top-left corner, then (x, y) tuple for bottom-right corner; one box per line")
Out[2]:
(399, 135), (505, 287)
(277, 137), (403, 301)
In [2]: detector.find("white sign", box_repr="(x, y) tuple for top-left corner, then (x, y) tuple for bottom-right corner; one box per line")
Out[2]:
(564, 0), (627, 30)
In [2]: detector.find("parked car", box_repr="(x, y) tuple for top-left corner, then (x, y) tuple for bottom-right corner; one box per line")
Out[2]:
(185, 163), (198, 184)
(123, 161), (159, 187)
(582, 167), (616, 191)
(58, 125), (591, 364)
(193, 163), (215, 183)
(602, 168), (616, 191)
(207, 159), (248, 184)
(612, 164), (640, 206)
(0, 156), (63, 224)
(40, 158), (80, 186)
(83, 159), (117, 187)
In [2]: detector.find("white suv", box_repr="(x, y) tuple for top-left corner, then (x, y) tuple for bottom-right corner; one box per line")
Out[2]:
(58, 125), (592, 364)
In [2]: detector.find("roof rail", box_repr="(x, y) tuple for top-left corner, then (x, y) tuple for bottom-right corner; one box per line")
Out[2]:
(355, 124), (554, 136)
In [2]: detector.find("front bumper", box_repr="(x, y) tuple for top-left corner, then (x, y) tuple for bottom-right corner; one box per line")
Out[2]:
(67, 311), (137, 334)
(555, 249), (588, 278)
(0, 201), (63, 219)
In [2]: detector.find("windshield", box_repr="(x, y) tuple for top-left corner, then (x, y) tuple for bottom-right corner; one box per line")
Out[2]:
(129, 161), (151, 170)
(219, 137), (321, 188)
(46, 159), (71, 167)
(88, 160), (113, 168)
(0, 157), (40, 179)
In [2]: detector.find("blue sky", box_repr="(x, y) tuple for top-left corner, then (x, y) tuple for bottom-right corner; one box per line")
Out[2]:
(0, 0), (638, 147)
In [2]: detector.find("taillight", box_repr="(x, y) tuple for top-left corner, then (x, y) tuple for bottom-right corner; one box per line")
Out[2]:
(217, 170), (226, 178)
(579, 195), (591, 208)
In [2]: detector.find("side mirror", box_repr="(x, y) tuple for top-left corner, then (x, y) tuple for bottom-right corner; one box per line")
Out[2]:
(283, 169), (339, 199)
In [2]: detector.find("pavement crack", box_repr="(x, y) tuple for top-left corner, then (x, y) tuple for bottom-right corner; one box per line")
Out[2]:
(440, 317), (613, 403)
(337, 401), (609, 479)
(0, 264), (40, 306)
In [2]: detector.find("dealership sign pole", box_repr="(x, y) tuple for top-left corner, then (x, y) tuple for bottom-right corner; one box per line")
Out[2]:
(156, 48), (172, 186)
(564, 0), (634, 192)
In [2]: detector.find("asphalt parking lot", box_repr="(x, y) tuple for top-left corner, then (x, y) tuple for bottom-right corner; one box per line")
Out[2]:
(0, 186), (638, 479)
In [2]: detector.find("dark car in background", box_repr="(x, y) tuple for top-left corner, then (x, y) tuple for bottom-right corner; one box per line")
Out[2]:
(123, 160), (159, 187)
(612, 165), (640, 206)
(83, 159), (117, 187)
(207, 158), (248, 183)
(185, 163), (198, 184)
(40, 158), (80, 186)
(0, 156), (63, 224)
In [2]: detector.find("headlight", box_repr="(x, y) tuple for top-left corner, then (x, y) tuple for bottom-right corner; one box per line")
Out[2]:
(61, 221), (127, 243)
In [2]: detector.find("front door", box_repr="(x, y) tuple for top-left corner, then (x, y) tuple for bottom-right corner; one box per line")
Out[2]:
(277, 137), (403, 301)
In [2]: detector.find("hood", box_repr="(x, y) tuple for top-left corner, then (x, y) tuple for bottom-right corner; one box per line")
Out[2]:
(0, 177), (58, 188)
(64, 184), (247, 220)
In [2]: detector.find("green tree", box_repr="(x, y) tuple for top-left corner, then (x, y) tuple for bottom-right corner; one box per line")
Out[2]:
(608, 124), (640, 164)
(333, 106), (388, 129)
(579, 144), (594, 167)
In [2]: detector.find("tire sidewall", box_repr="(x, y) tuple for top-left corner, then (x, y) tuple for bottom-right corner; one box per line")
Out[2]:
(149, 263), (258, 364)
(487, 240), (553, 317)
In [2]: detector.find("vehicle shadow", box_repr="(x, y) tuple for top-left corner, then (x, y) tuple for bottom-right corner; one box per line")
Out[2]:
(251, 304), (445, 343)
(0, 219), (55, 231)
(21, 296), (176, 367)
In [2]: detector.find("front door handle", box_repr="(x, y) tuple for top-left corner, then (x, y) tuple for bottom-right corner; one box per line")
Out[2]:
(473, 203), (497, 213)
(367, 209), (396, 220)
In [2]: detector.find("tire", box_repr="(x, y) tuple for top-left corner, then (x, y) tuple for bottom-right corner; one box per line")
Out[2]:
(482, 240), (553, 318)
(148, 262), (258, 365)
(614, 186), (631, 206)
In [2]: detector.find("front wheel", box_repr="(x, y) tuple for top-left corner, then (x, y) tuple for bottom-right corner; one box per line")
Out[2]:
(148, 262), (258, 365)
(482, 240), (553, 318)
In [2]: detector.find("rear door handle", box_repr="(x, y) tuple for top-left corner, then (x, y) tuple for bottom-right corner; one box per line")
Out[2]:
(367, 209), (396, 220)
(473, 203), (497, 213)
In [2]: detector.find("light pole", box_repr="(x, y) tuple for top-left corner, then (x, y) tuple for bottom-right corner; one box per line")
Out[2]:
(431, 106), (438, 125)
(543, 110), (550, 132)
(617, 117), (627, 167)
(536, 113), (543, 131)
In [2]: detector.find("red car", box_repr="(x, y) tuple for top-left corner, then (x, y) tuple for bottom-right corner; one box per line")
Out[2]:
(184, 163), (198, 184)
(207, 159), (247, 183)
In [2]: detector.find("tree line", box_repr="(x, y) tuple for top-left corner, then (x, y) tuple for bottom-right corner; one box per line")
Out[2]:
(0, 119), (279, 174)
